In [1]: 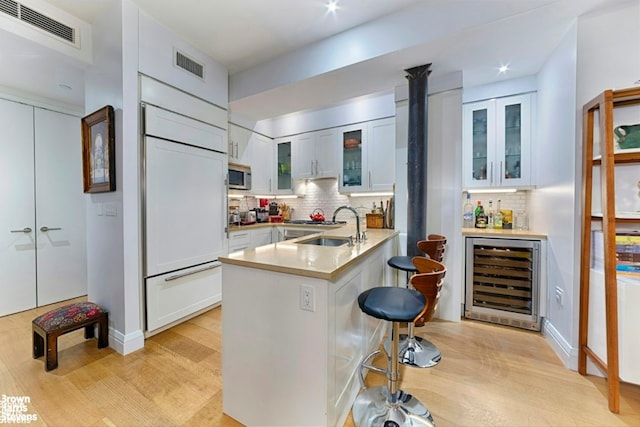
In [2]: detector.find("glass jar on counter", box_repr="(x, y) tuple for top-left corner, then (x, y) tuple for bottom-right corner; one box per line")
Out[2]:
(515, 210), (529, 230)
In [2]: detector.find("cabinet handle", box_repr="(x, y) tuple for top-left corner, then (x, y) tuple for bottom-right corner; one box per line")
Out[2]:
(500, 161), (503, 185)
(40, 226), (62, 232)
(269, 178), (272, 192)
(315, 160), (319, 176)
(490, 162), (494, 186)
(10, 227), (32, 233)
(369, 171), (372, 189)
(164, 261), (222, 281)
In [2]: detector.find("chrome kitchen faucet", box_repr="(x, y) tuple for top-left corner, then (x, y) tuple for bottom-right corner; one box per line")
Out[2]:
(332, 206), (365, 243)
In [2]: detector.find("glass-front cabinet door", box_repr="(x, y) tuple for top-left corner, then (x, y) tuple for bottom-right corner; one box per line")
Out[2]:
(338, 123), (367, 191)
(496, 94), (532, 187)
(463, 93), (533, 189)
(275, 138), (292, 193)
(463, 100), (495, 188)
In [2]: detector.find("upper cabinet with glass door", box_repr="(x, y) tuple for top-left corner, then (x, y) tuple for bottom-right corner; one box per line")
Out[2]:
(463, 93), (535, 189)
(338, 123), (367, 191)
(338, 118), (395, 193)
(274, 138), (293, 194)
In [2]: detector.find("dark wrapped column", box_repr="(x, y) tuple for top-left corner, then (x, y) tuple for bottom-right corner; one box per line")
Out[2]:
(405, 64), (431, 257)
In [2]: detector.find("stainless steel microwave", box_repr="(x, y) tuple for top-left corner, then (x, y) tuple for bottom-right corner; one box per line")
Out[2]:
(228, 163), (251, 190)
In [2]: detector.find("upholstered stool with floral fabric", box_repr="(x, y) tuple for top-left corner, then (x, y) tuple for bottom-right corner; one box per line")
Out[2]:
(32, 302), (108, 371)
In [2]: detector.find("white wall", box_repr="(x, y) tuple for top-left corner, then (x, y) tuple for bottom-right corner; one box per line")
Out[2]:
(571, 0), (640, 370)
(532, 22), (579, 367)
(85, 0), (143, 355)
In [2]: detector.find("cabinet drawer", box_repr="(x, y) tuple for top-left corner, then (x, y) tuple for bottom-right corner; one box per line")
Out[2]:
(146, 261), (222, 332)
(229, 231), (251, 253)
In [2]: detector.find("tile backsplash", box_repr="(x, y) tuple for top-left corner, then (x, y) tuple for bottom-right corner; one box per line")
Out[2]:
(230, 178), (389, 225)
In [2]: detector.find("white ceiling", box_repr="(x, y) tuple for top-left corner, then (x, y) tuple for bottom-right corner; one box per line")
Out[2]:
(0, 0), (630, 120)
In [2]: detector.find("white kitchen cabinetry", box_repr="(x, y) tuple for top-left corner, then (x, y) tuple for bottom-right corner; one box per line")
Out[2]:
(250, 133), (274, 194)
(222, 237), (394, 426)
(228, 124), (252, 166)
(146, 261), (222, 332)
(228, 230), (251, 253)
(274, 138), (293, 194)
(228, 228), (274, 253)
(463, 93), (535, 189)
(0, 98), (87, 317)
(293, 129), (338, 180)
(251, 228), (273, 248)
(338, 118), (396, 193)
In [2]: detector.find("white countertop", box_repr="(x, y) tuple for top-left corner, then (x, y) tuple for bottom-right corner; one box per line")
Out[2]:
(219, 225), (398, 280)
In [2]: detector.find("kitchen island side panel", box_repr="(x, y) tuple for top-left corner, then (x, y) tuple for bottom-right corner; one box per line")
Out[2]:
(222, 265), (329, 426)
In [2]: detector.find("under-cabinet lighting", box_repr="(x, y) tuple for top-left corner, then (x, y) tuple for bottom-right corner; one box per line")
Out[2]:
(348, 192), (394, 197)
(466, 188), (517, 194)
(227, 194), (245, 199)
(253, 194), (299, 199)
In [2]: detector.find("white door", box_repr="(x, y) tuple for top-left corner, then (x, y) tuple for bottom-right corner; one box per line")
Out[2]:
(0, 98), (37, 316)
(145, 137), (227, 276)
(34, 108), (87, 306)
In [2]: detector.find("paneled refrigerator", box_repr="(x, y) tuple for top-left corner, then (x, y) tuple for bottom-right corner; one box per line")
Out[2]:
(142, 100), (227, 334)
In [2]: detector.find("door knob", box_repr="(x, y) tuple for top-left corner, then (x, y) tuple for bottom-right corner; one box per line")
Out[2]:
(40, 226), (62, 232)
(10, 227), (32, 233)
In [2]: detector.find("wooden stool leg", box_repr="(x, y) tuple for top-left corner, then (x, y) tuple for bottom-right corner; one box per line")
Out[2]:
(33, 329), (44, 359)
(45, 333), (58, 371)
(97, 313), (109, 349)
(84, 323), (95, 339)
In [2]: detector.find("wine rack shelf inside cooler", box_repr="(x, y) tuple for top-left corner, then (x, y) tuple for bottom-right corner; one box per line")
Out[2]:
(465, 238), (541, 331)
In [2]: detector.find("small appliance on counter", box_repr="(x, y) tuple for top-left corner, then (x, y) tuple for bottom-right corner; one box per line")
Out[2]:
(229, 207), (240, 225)
(268, 201), (279, 216)
(254, 208), (269, 223)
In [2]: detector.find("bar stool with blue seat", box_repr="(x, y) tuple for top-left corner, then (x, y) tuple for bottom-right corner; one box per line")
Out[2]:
(386, 254), (418, 285)
(352, 286), (435, 427)
(387, 235), (446, 285)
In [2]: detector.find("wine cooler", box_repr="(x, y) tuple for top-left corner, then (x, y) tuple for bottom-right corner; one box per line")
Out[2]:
(465, 238), (541, 331)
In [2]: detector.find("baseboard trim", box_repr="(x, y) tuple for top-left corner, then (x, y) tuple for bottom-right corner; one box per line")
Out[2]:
(110, 328), (145, 355)
(542, 318), (577, 370)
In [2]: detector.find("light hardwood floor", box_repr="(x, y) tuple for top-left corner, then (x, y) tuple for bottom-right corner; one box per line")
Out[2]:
(1, 297), (639, 426)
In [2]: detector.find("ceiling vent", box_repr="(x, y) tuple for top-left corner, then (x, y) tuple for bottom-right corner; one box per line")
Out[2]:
(175, 49), (205, 80)
(0, 0), (76, 45)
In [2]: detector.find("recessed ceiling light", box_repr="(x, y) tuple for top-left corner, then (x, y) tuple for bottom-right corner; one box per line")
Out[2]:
(326, 1), (338, 13)
(498, 64), (510, 74)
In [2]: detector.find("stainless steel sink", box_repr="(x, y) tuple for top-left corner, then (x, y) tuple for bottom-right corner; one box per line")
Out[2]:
(297, 237), (351, 247)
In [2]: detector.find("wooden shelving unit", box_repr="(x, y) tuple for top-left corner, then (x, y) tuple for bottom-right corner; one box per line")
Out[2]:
(579, 87), (640, 413)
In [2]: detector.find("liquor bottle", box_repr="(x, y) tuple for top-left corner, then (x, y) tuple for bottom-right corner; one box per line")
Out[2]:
(494, 199), (503, 229)
(463, 193), (474, 228)
(487, 199), (494, 228)
(474, 200), (482, 220)
(475, 201), (487, 228)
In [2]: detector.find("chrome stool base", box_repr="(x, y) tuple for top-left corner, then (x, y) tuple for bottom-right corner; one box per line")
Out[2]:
(384, 335), (441, 368)
(352, 386), (435, 427)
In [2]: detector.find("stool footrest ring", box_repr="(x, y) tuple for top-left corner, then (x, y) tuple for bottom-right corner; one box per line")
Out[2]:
(359, 350), (387, 388)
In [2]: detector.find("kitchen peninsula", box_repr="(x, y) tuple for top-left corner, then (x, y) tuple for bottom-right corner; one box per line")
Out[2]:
(219, 225), (398, 427)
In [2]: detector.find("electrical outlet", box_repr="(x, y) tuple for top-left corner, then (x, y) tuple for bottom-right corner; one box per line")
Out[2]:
(300, 285), (315, 312)
(555, 286), (564, 307)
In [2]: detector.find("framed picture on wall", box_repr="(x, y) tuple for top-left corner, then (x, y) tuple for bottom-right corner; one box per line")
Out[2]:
(81, 105), (115, 193)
